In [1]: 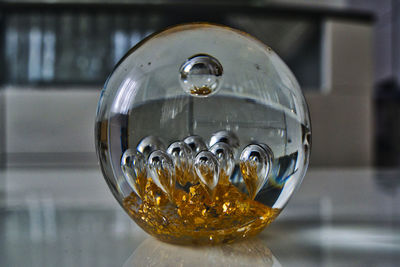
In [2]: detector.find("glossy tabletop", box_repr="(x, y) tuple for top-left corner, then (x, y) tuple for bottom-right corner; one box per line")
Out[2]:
(1, 168), (399, 266)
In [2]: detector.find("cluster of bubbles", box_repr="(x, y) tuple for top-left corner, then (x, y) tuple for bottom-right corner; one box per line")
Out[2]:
(121, 130), (273, 201)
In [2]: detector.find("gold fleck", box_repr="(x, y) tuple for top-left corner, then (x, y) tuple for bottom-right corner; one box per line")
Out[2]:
(190, 86), (212, 96)
(223, 203), (228, 212)
(194, 217), (205, 224)
(189, 187), (196, 196)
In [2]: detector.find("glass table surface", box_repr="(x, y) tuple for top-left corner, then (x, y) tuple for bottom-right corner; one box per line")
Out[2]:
(1, 168), (399, 266)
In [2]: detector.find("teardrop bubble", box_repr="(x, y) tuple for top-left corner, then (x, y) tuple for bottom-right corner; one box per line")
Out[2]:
(209, 130), (240, 151)
(183, 135), (208, 155)
(147, 150), (175, 201)
(137, 136), (166, 159)
(270, 151), (297, 188)
(257, 143), (274, 160)
(258, 143), (297, 188)
(209, 142), (235, 184)
(179, 54), (223, 97)
(167, 141), (194, 186)
(194, 151), (220, 198)
(239, 144), (272, 200)
(121, 149), (147, 199)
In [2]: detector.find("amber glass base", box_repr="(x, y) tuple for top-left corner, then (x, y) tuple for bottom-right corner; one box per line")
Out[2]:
(123, 178), (280, 245)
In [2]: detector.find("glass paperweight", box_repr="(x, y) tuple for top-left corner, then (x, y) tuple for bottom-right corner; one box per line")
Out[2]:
(95, 23), (311, 245)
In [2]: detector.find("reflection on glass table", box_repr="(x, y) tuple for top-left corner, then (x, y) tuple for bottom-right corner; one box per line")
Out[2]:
(124, 237), (280, 267)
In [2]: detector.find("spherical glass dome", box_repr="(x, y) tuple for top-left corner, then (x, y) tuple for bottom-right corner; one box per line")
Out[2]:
(95, 23), (311, 245)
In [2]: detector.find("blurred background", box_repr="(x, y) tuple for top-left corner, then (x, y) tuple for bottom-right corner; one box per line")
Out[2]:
(1, 0), (400, 266)
(0, 0), (394, 169)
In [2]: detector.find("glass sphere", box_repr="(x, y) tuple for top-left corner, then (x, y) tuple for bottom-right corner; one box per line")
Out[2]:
(95, 23), (311, 245)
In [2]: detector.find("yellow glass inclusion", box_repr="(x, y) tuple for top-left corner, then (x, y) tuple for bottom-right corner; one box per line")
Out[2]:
(175, 162), (195, 186)
(123, 171), (280, 245)
(240, 161), (260, 200)
(134, 170), (147, 199)
(190, 86), (213, 96)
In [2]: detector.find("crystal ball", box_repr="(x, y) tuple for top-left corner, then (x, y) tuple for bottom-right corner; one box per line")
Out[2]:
(95, 23), (311, 245)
